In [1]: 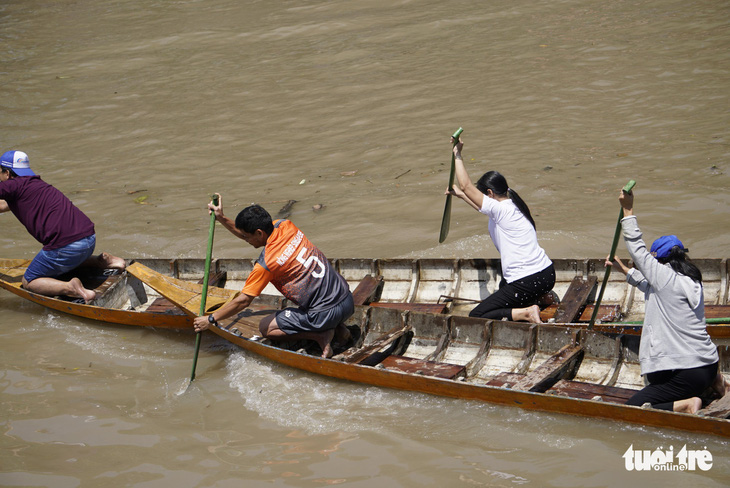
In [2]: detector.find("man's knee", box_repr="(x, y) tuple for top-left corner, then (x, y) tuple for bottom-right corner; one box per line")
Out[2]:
(259, 314), (287, 338)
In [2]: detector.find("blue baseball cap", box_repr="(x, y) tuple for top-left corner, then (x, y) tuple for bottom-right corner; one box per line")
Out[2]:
(0, 150), (35, 176)
(650, 235), (686, 258)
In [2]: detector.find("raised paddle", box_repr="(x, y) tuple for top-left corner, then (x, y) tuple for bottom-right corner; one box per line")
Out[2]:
(588, 180), (636, 330)
(438, 127), (464, 243)
(190, 194), (219, 382)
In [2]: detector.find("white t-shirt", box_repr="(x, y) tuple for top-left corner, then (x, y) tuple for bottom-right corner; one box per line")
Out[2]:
(479, 197), (552, 282)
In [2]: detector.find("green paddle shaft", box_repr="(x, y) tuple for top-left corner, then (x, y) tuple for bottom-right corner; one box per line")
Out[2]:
(588, 180), (636, 330)
(190, 194), (219, 382)
(438, 127), (464, 243)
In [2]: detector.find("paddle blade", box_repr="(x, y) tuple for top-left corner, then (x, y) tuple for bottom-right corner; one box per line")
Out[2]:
(438, 127), (463, 244)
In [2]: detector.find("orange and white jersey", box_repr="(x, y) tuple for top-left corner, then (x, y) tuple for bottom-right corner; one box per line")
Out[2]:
(242, 220), (350, 312)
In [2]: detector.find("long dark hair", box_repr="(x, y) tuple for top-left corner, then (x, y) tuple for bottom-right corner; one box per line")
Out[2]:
(475, 171), (536, 229)
(658, 246), (703, 284)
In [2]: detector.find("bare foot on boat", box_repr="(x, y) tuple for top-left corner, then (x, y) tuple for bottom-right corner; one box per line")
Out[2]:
(674, 397), (702, 414)
(318, 328), (336, 359)
(712, 373), (730, 397)
(69, 277), (97, 303)
(512, 305), (543, 323)
(99, 252), (127, 269)
(332, 323), (351, 349)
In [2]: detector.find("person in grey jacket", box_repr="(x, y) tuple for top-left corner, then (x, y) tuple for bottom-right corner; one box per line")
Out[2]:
(606, 188), (725, 414)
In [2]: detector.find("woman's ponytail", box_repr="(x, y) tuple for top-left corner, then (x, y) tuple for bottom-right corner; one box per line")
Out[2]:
(476, 171), (536, 229)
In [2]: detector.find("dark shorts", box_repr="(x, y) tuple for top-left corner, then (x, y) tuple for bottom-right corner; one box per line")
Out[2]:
(276, 293), (355, 335)
(24, 235), (96, 282)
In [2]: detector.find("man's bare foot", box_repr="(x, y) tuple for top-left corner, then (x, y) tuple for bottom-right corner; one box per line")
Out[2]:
(318, 328), (336, 359)
(99, 252), (126, 269)
(512, 305), (543, 323)
(712, 373), (729, 397)
(674, 397), (702, 414)
(332, 323), (351, 348)
(69, 277), (97, 303)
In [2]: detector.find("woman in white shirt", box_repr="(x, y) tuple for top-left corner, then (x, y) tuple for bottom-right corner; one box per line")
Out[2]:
(448, 137), (554, 323)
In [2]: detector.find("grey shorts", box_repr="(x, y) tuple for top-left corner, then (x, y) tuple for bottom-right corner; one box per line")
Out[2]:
(276, 293), (354, 335)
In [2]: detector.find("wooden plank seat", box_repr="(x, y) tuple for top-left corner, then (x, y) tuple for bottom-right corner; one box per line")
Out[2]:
(551, 276), (597, 323)
(549, 379), (637, 404)
(510, 344), (585, 392)
(485, 372), (636, 404)
(352, 274), (384, 306)
(145, 270), (227, 314)
(379, 355), (466, 379)
(335, 325), (411, 364)
(540, 304), (622, 323)
(699, 394), (730, 419)
(705, 305), (730, 320)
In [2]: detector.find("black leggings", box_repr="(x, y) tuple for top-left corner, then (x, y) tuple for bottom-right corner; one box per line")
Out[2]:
(469, 264), (555, 320)
(626, 362), (718, 411)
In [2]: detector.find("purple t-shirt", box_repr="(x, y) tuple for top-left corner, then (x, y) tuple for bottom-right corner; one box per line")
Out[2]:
(0, 176), (95, 250)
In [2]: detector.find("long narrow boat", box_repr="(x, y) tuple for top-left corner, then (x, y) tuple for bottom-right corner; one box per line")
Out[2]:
(126, 261), (730, 438)
(3, 257), (729, 435)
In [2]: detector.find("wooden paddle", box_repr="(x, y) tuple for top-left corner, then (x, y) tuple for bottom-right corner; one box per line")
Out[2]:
(190, 194), (219, 382)
(438, 127), (464, 243)
(588, 180), (636, 330)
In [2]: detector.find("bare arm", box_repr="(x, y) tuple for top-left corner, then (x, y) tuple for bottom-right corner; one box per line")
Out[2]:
(193, 292), (255, 332)
(605, 255), (631, 276)
(208, 193), (246, 240)
(0, 199), (9, 213)
(451, 138), (485, 211)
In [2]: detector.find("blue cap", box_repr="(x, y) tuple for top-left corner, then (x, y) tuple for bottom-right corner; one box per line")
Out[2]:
(0, 150), (35, 176)
(650, 235), (686, 258)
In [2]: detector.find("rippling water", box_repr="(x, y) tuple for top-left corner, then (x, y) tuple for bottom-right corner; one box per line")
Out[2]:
(1, 0), (729, 486)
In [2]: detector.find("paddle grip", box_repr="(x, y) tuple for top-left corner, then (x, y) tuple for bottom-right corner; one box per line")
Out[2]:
(622, 180), (636, 194)
(452, 127), (464, 145)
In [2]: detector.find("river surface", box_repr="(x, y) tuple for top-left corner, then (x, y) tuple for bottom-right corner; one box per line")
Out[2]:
(1, 0), (729, 486)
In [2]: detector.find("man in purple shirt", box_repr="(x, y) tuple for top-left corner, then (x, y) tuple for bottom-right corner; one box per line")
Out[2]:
(0, 150), (125, 302)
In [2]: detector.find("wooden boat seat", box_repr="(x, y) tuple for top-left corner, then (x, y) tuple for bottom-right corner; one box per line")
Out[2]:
(336, 325), (411, 364)
(548, 379), (636, 404)
(145, 270), (227, 313)
(705, 305), (730, 320)
(352, 274), (384, 306)
(379, 355), (466, 379)
(485, 372), (636, 404)
(699, 394), (730, 418)
(540, 304), (622, 323)
(509, 344), (584, 392)
(550, 276), (597, 323)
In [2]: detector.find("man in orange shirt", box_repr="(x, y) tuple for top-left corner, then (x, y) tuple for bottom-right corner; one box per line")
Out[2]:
(193, 194), (354, 358)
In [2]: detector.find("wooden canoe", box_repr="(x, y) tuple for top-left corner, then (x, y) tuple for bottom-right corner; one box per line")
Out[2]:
(128, 261), (730, 438)
(0, 258), (237, 329)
